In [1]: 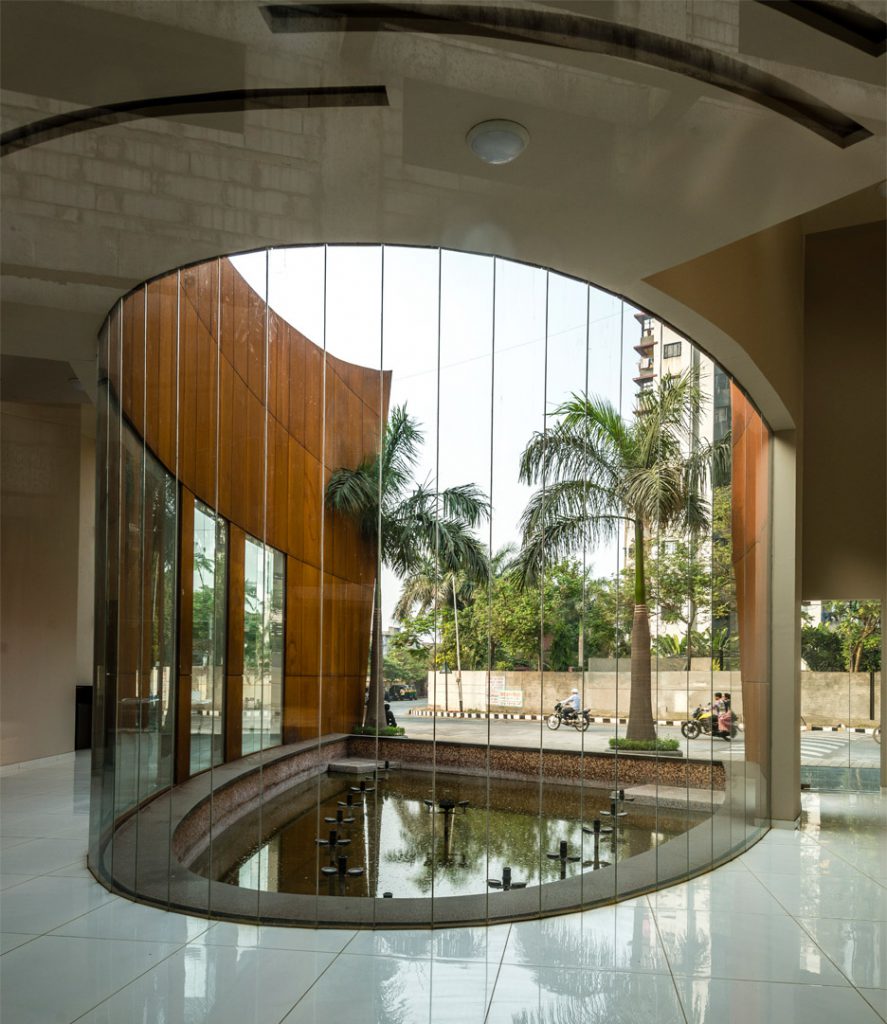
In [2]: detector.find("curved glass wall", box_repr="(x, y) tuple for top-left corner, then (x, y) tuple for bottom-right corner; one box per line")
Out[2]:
(89, 246), (772, 927)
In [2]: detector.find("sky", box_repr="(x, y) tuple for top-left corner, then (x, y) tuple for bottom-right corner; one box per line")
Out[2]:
(232, 246), (645, 629)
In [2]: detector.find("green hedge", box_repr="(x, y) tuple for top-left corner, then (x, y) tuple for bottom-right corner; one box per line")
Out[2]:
(608, 737), (680, 752)
(353, 725), (405, 737)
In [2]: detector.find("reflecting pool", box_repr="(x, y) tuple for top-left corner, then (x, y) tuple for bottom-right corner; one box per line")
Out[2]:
(196, 770), (708, 899)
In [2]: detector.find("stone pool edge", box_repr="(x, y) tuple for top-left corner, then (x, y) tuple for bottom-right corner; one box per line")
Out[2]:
(89, 735), (761, 930)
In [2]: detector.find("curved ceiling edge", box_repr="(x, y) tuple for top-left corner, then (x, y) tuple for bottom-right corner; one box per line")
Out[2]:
(262, 2), (872, 148)
(0, 86), (389, 157)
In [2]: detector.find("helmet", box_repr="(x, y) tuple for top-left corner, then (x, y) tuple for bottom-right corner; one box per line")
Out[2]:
(571, 688), (578, 694)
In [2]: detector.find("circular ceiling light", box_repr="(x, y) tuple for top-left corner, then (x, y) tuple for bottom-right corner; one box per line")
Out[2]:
(466, 119), (529, 165)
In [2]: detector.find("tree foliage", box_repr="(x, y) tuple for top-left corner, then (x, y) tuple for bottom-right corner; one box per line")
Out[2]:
(803, 601), (882, 672)
(326, 404), (490, 727)
(396, 558), (630, 673)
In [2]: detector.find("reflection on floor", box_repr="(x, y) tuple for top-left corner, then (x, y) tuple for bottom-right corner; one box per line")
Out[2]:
(801, 765), (882, 792)
(1, 752), (884, 1024)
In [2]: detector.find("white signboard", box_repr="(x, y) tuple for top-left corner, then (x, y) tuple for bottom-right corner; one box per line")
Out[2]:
(490, 674), (523, 709)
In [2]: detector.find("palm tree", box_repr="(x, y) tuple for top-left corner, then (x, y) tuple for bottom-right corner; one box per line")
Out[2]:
(326, 404), (489, 729)
(516, 370), (727, 740)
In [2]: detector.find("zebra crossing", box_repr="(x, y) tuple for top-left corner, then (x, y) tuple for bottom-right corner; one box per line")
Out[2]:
(800, 735), (856, 760)
(719, 735), (860, 760)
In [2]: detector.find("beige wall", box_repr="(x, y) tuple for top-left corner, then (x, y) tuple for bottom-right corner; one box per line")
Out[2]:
(641, 212), (885, 606)
(1, 402), (91, 764)
(429, 669), (744, 720)
(429, 669), (880, 727)
(802, 222), (886, 600)
(642, 218), (807, 431)
(800, 672), (881, 727)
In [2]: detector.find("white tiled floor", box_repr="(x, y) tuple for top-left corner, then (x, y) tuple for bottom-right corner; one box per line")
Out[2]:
(1, 752), (884, 1023)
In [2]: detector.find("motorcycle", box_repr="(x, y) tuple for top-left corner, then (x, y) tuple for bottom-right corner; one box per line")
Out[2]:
(546, 702), (591, 732)
(681, 704), (737, 739)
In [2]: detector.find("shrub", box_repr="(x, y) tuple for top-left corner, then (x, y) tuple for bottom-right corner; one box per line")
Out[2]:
(353, 725), (405, 737)
(608, 737), (680, 752)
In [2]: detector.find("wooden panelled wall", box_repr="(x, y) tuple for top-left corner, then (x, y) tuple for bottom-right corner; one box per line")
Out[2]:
(107, 257), (389, 775)
(730, 384), (771, 801)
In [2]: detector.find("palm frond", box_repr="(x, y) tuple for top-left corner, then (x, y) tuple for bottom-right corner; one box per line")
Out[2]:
(440, 483), (490, 528)
(434, 520), (490, 581)
(518, 393), (627, 490)
(622, 461), (685, 528)
(512, 506), (604, 588)
(491, 543), (518, 575)
(325, 462), (379, 538)
(393, 558), (440, 619)
(519, 478), (627, 551)
(381, 404), (423, 498)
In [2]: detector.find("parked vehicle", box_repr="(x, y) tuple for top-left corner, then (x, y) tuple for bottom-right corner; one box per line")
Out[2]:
(546, 701), (591, 732)
(384, 683), (418, 701)
(681, 704), (737, 739)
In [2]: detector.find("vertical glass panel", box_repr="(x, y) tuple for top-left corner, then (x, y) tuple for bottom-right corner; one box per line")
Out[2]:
(710, 363), (734, 857)
(265, 546), (285, 749)
(110, 309), (145, 896)
(242, 535), (284, 754)
(377, 245), (438, 924)
(191, 501), (226, 774)
(577, 289), (624, 908)
(138, 445), (177, 801)
(91, 312), (120, 884)
(492, 256), (547, 917)
(135, 443), (177, 908)
(243, 534), (264, 755)
(436, 249), (493, 923)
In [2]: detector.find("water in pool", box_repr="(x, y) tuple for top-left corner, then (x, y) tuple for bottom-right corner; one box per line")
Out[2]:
(199, 770), (707, 899)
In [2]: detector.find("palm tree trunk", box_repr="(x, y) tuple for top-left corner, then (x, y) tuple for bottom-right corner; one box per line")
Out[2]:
(452, 577), (463, 713)
(627, 521), (656, 740)
(365, 579), (383, 731)
(578, 619), (584, 673)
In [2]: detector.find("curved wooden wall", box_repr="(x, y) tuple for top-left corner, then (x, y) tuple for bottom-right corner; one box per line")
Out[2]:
(730, 384), (771, 805)
(105, 257), (388, 759)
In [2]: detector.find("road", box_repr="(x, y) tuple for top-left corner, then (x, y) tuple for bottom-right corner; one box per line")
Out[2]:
(387, 700), (881, 768)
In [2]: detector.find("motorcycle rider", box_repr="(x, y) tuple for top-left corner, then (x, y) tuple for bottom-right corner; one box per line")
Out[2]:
(718, 692), (734, 740)
(704, 692), (722, 730)
(562, 687), (581, 720)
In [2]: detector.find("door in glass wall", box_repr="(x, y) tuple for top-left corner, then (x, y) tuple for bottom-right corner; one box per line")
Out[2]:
(801, 600), (881, 792)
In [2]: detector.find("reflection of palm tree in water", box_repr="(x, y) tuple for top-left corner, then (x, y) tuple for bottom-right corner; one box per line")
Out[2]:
(380, 775), (701, 896)
(384, 793), (573, 894)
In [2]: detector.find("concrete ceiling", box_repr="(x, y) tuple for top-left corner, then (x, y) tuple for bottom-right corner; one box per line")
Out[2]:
(1, 0), (884, 413)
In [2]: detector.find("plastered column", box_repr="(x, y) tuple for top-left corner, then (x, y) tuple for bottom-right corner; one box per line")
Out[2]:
(770, 430), (802, 826)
